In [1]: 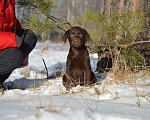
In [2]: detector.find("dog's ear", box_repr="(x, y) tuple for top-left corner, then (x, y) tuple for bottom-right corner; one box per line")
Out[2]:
(82, 29), (90, 43)
(62, 30), (69, 43)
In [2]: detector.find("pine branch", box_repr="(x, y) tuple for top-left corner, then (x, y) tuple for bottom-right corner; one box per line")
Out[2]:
(17, 0), (71, 31)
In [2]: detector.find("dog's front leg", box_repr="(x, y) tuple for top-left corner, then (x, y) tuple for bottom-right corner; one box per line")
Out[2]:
(84, 70), (92, 86)
(63, 59), (73, 90)
(83, 58), (92, 86)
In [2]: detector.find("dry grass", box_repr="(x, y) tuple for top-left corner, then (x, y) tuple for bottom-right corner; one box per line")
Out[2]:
(41, 46), (48, 53)
(20, 66), (31, 77)
(20, 47), (150, 112)
(26, 66), (149, 117)
(109, 66), (149, 107)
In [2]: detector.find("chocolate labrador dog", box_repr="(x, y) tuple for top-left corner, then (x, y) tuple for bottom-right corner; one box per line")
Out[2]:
(62, 26), (97, 90)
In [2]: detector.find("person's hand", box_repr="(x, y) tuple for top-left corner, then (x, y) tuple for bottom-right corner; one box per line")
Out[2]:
(16, 35), (22, 48)
(18, 56), (29, 68)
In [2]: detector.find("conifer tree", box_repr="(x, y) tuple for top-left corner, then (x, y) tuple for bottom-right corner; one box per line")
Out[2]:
(16, 0), (70, 34)
(78, 7), (149, 69)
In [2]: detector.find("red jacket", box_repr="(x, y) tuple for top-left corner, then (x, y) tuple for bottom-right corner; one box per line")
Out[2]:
(0, 0), (22, 50)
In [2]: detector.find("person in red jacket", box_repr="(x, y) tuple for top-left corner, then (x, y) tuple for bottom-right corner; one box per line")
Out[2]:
(0, 0), (37, 91)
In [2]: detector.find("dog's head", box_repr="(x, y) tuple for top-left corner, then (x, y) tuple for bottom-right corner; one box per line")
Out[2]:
(62, 26), (90, 49)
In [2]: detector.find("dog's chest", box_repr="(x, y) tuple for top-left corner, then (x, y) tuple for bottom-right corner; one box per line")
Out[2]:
(71, 57), (85, 69)
(67, 52), (89, 70)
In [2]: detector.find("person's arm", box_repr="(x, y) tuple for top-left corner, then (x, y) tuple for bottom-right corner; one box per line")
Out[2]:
(15, 34), (22, 47)
(0, 32), (17, 50)
(15, 19), (22, 30)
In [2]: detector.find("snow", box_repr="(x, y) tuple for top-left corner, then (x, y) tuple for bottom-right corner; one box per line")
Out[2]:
(0, 42), (150, 120)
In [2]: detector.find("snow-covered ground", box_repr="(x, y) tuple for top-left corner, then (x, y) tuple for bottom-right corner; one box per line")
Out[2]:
(0, 42), (150, 120)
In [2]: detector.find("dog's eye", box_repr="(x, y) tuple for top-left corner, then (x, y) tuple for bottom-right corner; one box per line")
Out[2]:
(79, 33), (83, 37)
(70, 32), (74, 37)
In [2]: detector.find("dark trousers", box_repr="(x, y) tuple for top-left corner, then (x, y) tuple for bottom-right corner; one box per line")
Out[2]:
(0, 29), (37, 85)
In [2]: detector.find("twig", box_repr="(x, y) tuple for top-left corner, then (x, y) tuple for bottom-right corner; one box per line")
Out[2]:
(79, 94), (94, 113)
(134, 79), (140, 109)
(60, 102), (69, 111)
(118, 41), (150, 48)
(64, 73), (75, 93)
(94, 87), (100, 110)
(36, 93), (45, 109)
(41, 57), (48, 78)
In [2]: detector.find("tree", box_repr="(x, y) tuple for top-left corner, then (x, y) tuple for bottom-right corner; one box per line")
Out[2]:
(78, 4), (149, 70)
(16, 0), (150, 68)
(16, 0), (105, 41)
(16, 0), (71, 35)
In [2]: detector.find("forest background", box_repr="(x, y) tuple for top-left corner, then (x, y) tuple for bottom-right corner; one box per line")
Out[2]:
(16, 0), (150, 70)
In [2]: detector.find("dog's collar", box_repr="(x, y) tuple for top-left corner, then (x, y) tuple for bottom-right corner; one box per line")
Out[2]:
(71, 45), (86, 50)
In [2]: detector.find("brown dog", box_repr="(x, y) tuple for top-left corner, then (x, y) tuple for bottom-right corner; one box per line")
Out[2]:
(62, 26), (97, 90)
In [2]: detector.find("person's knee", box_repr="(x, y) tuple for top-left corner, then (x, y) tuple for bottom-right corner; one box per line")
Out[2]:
(26, 29), (37, 48)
